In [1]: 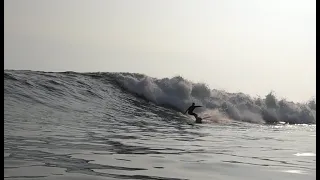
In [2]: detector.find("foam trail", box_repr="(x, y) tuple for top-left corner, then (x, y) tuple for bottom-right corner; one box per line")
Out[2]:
(199, 109), (232, 123)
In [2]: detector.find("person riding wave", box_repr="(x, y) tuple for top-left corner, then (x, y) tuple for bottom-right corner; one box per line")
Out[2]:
(185, 103), (202, 120)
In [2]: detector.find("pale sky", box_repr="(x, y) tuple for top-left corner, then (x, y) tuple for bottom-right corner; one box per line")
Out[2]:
(4, 0), (316, 102)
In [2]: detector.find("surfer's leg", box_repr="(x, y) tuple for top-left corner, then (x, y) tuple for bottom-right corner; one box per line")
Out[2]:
(190, 112), (198, 119)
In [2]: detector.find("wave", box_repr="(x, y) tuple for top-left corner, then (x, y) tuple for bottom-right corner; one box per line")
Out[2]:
(109, 73), (316, 124)
(4, 70), (316, 124)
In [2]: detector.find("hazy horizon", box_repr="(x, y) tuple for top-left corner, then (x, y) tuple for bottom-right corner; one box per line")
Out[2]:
(4, 0), (316, 102)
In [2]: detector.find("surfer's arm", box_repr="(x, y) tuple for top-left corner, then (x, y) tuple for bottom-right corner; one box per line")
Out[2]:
(195, 106), (202, 108)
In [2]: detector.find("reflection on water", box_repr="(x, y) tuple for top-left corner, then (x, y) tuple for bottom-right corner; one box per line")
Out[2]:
(4, 114), (316, 180)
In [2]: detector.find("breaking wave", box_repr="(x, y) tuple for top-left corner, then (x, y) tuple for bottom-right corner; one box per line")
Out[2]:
(4, 70), (316, 124)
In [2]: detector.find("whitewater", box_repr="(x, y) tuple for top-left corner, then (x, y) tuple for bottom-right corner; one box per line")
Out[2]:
(4, 70), (316, 180)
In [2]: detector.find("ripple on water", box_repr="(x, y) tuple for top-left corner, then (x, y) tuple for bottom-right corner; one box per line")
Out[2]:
(4, 166), (66, 179)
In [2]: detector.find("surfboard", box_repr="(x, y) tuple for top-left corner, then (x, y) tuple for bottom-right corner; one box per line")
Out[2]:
(195, 117), (202, 124)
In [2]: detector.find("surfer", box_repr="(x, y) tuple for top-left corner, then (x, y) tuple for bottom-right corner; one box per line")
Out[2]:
(185, 103), (202, 120)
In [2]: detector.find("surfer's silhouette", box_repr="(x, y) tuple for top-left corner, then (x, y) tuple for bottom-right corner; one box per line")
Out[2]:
(185, 103), (202, 120)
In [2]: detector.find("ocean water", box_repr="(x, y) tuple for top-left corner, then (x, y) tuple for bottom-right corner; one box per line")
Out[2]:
(4, 70), (316, 180)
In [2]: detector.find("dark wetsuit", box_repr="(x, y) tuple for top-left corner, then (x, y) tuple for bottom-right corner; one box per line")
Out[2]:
(185, 105), (202, 119)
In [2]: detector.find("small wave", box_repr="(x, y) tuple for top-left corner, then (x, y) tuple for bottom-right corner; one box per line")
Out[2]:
(4, 72), (18, 81)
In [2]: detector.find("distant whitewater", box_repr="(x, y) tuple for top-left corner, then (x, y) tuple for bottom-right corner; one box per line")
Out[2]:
(4, 70), (316, 124)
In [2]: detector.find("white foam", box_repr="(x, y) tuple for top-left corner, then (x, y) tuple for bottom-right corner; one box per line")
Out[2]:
(293, 153), (316, 157)
(282, 170), (307, 174)
(113, 73), (316, 124)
